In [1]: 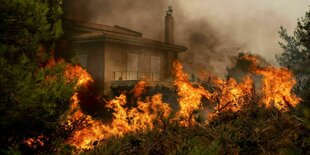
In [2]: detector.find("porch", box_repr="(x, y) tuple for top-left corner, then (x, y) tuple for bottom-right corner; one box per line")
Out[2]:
(111, 71), (172, 88)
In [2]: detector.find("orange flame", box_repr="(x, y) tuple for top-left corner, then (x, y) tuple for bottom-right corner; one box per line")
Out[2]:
(63, 66), (171, 150)
(173, 61), (211, 126)
(66, 93), (171, 150)
(255, 67), (301, 110)
(131, 80), (147, 97)
(213, 76), (254, 113)
(65, 65), (94, 88)
(61, 55), (301, 152)
(242, 54), (301, 111)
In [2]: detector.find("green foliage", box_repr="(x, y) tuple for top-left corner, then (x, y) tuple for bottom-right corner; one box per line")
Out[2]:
(0, 0), (76, 154)
(276, 9), (310, 150)
(276, 9), (310, 101)
(276, 10), (310, 72)
(0, 0), (63, 55)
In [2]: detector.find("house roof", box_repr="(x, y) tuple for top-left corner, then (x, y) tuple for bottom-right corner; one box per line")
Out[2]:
(69, 20), (187, 52)
(69, 20), (142, 37)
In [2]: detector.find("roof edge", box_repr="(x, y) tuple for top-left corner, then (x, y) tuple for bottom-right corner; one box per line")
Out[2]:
(114, 25), (142, 37)
(72, 34), (187, 52)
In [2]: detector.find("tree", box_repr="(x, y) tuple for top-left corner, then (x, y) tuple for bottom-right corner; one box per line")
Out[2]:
(0, 0), (76, 153)
(276, 9), (310, 100)
(276, 10), (310, 149)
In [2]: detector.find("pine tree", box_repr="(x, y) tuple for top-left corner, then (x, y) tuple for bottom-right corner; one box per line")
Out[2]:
(0, 0), (76, 153)
(276, 9), (310, 101)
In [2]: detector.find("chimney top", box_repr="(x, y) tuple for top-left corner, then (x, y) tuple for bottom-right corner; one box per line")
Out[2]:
(166, 6), (173, 16)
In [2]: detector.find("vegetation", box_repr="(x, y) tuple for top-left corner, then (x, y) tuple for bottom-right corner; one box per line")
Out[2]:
(276, 9), (310, 101)
(80, 8), (310, 155)
(0, 1), (309, 154)
(82, 103), (309, 155)
(0, 0), (76, 154)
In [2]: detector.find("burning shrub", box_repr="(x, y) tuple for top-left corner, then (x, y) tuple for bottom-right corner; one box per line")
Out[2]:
(58, 54), (308, 154)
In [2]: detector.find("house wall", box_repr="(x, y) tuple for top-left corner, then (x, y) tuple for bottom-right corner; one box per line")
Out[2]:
(104, 41), (176, 95)
(104, 42), (127, 94)
(73, 41), (105, 92)
(74, 40), (178, 95)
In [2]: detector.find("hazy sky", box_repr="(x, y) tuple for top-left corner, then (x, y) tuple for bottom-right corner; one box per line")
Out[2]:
(177, 0), (309, 64)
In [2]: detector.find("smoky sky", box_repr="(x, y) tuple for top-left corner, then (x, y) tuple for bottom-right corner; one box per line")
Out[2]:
(63, 0), (309, 76)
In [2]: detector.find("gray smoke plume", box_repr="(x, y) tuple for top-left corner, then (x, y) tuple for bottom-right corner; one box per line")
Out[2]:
(63, 0), (309, 76)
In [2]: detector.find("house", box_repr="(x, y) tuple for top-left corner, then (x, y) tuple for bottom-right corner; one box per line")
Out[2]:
(69, 6), (187, 95)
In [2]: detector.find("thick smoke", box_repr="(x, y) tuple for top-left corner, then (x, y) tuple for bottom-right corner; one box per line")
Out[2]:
(63, 0), (309, 76)
(176, 19), (242, 76)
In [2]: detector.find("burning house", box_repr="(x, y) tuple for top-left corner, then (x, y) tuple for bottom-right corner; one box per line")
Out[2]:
(68, 6), (187, 95)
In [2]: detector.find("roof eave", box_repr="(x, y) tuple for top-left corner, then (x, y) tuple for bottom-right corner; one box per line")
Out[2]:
(71, 34), (187, 52)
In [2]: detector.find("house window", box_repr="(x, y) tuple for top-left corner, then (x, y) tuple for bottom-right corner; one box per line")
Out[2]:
(151, 56), (161, 81)
(127, 53), (138, 80)
(78, 54), (88, 68)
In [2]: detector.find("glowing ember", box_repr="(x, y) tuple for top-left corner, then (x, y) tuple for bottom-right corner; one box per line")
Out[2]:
(24, 135), (45, 149)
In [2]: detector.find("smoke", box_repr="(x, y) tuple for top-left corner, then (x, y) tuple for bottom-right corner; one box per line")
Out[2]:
(177, 19), (243, 76)
(63, 0), (168, 40)
(63, 0), (309, 76)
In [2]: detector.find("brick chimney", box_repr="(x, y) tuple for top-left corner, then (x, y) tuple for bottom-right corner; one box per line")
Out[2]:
(165, 6), (174, 44)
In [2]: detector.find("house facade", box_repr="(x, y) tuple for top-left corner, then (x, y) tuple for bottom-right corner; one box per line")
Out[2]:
(69, 7), (187, 95)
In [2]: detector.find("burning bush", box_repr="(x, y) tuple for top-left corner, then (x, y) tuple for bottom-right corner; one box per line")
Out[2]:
(1, 1), (309, 154)
(55, 54), (309, 154)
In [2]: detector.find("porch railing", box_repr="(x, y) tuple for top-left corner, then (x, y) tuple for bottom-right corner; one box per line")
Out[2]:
(113, 71), (163, 81)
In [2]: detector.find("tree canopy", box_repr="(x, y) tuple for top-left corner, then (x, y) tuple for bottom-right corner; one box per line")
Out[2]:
(0, 0), (76, 153)
(276, 9), (310, 101)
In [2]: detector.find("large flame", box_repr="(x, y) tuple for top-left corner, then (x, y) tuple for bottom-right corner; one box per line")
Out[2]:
(63, 65), (171, 150)
(173, 61), (211, 126)
(66, 93), (171, 150)
(60, 54), (301, 152)
(242, 55), (301, 111)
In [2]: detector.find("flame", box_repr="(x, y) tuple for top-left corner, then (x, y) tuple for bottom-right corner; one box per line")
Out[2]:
(63, 64), (94, 130)
(242, 54), (301, 111)
(64, 65), (94, 88)
(131, 80), (147, 97)
(60, 55), (301, 151)
(173, 61), (211, 126)
(213, 76), (254, 113)
(63, 65), (171, 150)
(255, 67), (301, 110)
(66, 93), (171, 150)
